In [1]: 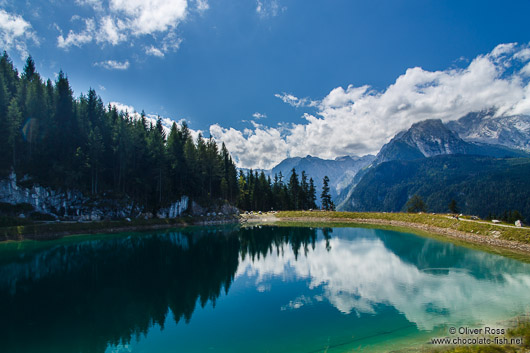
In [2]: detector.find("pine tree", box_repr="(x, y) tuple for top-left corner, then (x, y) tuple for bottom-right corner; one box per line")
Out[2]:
(6, 98), (22, 168)
(166, 122), (184, 198)
(148, 117), (167, 206)
(22, 56), (36, 81)
(321, 176), (332, 210)
(406, 195), (426, 213)
(87, 126), (104, 194)
(54, 70), (76, 182)
(0, 53), (246, 213)
(300, 171), (309, 210)
(0, 78), (9, 173)
(288, 168), (300, 210)
(309, 178), (317, 209)
(448, 199), (458, 214)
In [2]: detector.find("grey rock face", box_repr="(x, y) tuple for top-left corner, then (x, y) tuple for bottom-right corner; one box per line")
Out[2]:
(0, 171), (188, 220)
(372, 119), (468, 165)
(447, 111), (530, 152)
(157, 196), (189, 219)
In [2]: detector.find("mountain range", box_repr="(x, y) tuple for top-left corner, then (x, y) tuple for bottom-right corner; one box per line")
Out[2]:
(263, 111), (530, 218)
(371, 119), (528, 167)
(269, 154), (374, 201)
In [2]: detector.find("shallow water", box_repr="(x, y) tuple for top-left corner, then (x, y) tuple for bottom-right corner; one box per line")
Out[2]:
(0, 225), (529, 353)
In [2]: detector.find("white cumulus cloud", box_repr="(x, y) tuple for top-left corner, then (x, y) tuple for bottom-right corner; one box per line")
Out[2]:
(0, 9), (39, 58)
(108, 0), (187, 35)
(256, 0), (284, 18)
(211, 43), (530, 169)
(57, 18), (95, 49)
(195, 0), (209, 13)
(274, 92), (318, 108)
(57, 0), (197, 56)
(95, 16), (126, 45)
(145, 46), (165, 57)
(94, 59), (130, 70)
(252, 112), (267, 120)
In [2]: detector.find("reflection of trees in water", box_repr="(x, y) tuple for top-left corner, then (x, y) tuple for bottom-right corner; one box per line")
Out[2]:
(2, 226), (528, 353)
(374, 229), (529, 281)
(239, 226), (319, 261)
(0, 226), (322, 353)
(0, 228), (241, 353)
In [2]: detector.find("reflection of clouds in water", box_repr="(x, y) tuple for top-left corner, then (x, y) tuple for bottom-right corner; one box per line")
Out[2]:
(236, 236), (530, 330)
(280, 295), (314, 311)
(256, 284), (271, 292)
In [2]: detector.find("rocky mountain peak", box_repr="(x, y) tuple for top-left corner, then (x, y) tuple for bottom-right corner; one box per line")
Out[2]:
(373, 119), (468, 165)
(446, 112), (530, 152)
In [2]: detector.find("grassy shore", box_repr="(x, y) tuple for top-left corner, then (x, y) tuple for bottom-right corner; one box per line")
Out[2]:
(275, 211), (530, 243)
(0, 213), (242, 241)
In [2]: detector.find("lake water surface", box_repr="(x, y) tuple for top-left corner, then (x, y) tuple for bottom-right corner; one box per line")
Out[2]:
(0, 226), (529, 352)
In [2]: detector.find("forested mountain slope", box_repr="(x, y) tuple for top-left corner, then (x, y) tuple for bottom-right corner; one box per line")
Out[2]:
(342, 155), (530, 222)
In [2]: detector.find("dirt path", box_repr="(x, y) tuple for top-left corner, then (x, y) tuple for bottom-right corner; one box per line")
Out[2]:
(449, 216), (524, 229)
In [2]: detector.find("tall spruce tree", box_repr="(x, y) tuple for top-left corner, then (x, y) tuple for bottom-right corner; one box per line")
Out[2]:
(321, 176), (332, 210)
(308, 177), (317, 209)
(288, 168), (300, 209)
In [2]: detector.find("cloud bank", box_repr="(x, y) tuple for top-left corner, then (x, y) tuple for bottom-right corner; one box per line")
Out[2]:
(211, 43), (530, 169)
(57, 0), (204, 57)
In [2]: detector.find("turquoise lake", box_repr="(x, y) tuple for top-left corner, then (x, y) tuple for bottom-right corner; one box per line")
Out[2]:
(0, 225), (529, 352)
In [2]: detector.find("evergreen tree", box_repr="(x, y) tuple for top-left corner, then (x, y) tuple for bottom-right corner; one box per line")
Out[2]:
(148, 117), (167, 207)
(321, 176), (332, 210)
(0, 78), (9, 172)
(54, 70), (77, 184)
(308, 178), (317, 209)
(22, 56), (36, 81)
(300, 171), (309, 210)
(406, 194), (426, 213)
(6, 98), (22, 168)
(448, 199), (458, 214)
(288, 168), (300, 209)
(87, 126), (104, 194)
(0, 52), (243, 214)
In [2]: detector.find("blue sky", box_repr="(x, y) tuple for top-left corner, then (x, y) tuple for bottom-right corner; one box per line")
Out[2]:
(1, 0), (530, 168)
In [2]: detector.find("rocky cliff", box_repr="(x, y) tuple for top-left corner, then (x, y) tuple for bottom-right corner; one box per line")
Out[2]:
(0, 172), (189, 221)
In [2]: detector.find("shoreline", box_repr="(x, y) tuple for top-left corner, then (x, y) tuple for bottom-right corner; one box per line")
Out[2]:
(0, 216), (239, 242)
(281, 216), (530, 254)
(2, 211), (530, 259)
(241, 211), (530, 257)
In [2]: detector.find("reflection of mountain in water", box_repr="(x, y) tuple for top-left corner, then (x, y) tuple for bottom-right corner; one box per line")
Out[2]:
(1, 226), (530, 353)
